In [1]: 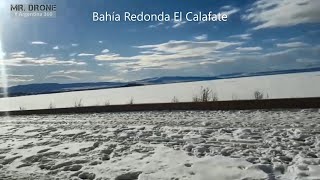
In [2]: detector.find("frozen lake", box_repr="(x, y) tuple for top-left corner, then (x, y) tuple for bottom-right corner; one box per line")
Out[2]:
(1, 72), (320, 111)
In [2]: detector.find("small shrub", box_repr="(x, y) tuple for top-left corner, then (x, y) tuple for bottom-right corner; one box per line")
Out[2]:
(128, 97), (134, 105)
(200, 87), (211, 102)
(193, 87), (218, 102)
(212, 92), (218, 101)
(104, 100), (110, 106)
(266, 93), (270, 99)
(19, 106), (25, 111)
(49, 102), (55, 109)
(172, 96), (179, 103)
(74, 99), (83, 107)
(192, 96), (200, 102)
(254, 90), (264, 100)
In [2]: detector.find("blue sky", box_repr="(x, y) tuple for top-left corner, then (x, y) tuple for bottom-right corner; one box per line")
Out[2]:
(0, 0), (320, 86)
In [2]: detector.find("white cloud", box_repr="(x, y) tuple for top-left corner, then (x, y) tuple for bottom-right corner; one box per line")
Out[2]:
(135, 40), (239, 54)
(95, 52), (129, 61)
(220, 5), (233, 10)
(46, 70), (92, 82)
(40, 54), (54, 58)
(288, 36), (303, 41)
(95, 40), (243, 73)
(91, 36), (319, 77)
(98, 41), (103, 44)
(148, 22), (164, 28)
(78, 53), (95, 57)
(258, 46), (320, 67)
(236, 46), (263, 51)
(220, 6), (240, 16)
(194, 34), (208, 41)
(276, 42), (308, 48)
(0, 74), (34, 83)
(110, 60), (194, 73)
(101, 49), (110, 53)
(71, 44), (79, 47)
(51, 69), (92, 75)
(296, 58), (318, 64)
(140, 51), (155, 54)
(103, 42), (320, 77)
(30, 41), (47, 45)
(95, 40), (241, 62)
(53, 46), (59, 50)
(99, 76), (125, 82)
(10, 51), (26, 58)
(4, 56), (86, 66)
(243, 0), (320, 29)
(45, 75), (80, 80)
(172, 21), (186, 28)
(229, 33), (251, 40)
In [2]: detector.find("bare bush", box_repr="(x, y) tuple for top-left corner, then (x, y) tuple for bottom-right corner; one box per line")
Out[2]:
(128, 97), (134, 105)
(200, 87), (211, 102)
(74, 99), (83, 107)
(192, 96), (199, 102)
(254, 90), (264, 100)
(171, 96), (179, 103)
(266, 93), (270, 99)
(212, 92), (218, 101)
(192, 87), (218, 102)
(49, 102), (55, 109)
(104, 100), (110, 106)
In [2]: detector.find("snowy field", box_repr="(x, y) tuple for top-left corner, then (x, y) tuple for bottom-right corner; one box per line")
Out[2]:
(0, 109), (320, 180)
(1, 72), (320, 111)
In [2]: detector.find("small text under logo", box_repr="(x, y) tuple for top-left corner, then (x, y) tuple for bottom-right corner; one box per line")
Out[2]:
(10, 4), (57, 18)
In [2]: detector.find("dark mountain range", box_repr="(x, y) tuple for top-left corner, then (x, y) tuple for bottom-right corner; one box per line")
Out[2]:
(1, 67), (320, 97)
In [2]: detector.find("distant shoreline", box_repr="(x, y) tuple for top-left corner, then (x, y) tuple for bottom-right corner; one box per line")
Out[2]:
(2, 97), (320, 116)
(2, 68), (320, 98)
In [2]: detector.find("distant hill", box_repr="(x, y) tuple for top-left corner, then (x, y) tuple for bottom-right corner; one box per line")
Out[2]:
(3, 82), (128, 97)
(1, 67), (320, 97)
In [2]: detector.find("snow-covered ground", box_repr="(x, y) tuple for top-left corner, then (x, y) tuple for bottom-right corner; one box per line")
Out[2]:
(1, 72), (320, 111)
(0, 110), (320, 179)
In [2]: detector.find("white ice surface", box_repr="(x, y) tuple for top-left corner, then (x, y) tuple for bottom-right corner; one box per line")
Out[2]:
(0, 72), (320, 111)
